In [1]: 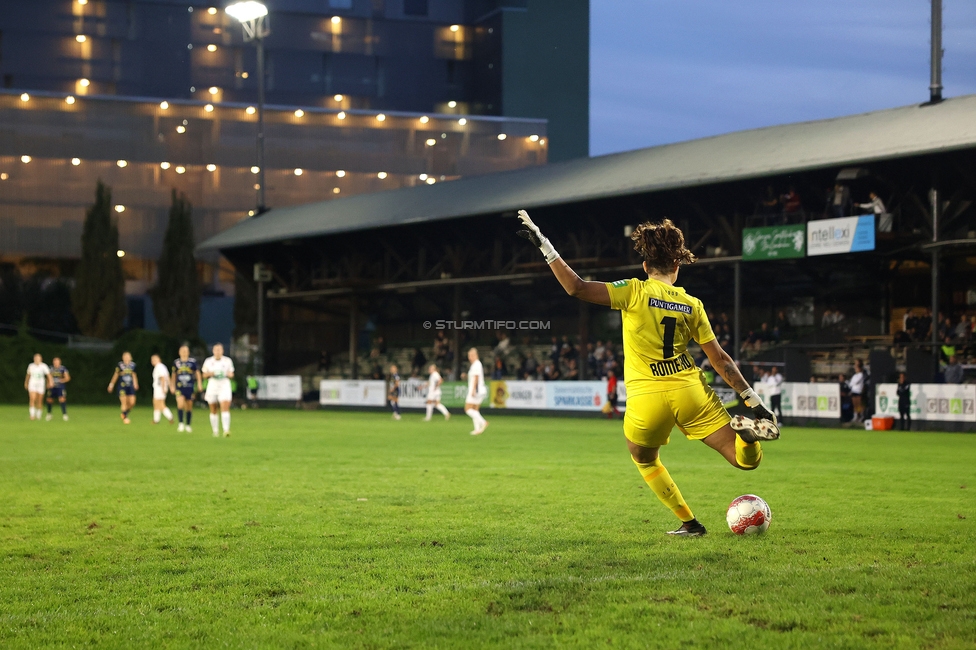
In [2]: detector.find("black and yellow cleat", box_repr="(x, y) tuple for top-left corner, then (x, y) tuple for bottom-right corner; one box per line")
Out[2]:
(666, 518), (707, 537)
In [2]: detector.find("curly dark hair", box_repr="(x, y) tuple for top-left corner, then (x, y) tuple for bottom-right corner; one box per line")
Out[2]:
(630, 218), (697, 275)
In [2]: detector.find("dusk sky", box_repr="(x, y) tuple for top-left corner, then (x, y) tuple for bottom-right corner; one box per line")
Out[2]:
(590, 0), (976, 156)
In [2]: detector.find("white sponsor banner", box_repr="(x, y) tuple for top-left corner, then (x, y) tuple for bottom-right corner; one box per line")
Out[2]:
(487, 380), (548, 409)
(780, 382), (840, 418)
(398, 378), (430, 409)
(254, 375), (302, 401)
(807, 215), (875, 256)
(875, 383), (976, 422)
(318, 379), (387, 406)
(546, 381), (607, 411)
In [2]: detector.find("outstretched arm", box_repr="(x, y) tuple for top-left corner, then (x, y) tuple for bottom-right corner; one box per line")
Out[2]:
(700, 339), (775, 422)
(516, 210), (611, 306)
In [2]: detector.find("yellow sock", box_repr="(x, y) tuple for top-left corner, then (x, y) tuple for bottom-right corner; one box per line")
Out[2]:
(735, 436), (763, 469)
(632, 457), (694, 522)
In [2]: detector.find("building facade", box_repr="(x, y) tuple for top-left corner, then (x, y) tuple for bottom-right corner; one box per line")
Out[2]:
(0, 0), (586, 339)
(0, 0), (588, 160)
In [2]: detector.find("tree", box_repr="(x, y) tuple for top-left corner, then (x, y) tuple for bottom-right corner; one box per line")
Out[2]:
(72, 181), (126, 339)
(150, 190), (200, 339)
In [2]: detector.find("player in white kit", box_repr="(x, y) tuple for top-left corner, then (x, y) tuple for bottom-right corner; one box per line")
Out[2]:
(465, 348), (488, 435)
(424, 363), (451, 421)
(150, 354), (175, 425)
(25, 353), (52, 421)
(202, 343), (235, 437)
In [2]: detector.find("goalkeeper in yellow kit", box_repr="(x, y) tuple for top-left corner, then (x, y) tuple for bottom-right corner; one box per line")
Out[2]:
(517, 210), (779, 537)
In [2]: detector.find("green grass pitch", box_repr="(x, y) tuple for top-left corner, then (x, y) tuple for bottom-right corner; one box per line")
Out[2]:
(1, 405), (974, 648)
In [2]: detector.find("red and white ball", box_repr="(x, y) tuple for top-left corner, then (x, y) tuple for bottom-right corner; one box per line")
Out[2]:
(726, 494), (771, 535)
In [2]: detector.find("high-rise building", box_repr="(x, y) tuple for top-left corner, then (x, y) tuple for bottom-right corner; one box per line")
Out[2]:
(0, 0), (587, 338)
(0, 0), (588, 159)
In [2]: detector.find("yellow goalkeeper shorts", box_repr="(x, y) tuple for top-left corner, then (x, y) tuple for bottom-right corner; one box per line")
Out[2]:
(623, 374), (731, 448)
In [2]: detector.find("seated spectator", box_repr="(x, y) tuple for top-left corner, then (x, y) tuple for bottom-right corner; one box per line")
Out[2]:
(565, 358), (580, 381)
(494, 331), (511, 356)
(758, 322), (773, 343)
(543, 362), (560, 381)
(375, 336), (387, 354)
(585, 342), (596, 377)
(370, 362), (384, 380)
(550, 337), (561, 365)
(491, 356), (506, 380)
(521, 352), (539, 380)
(318, 350), (331, 372)
(594, 340), (606, 360)
(821, 309), (834, 329)
(411, 347), (427, 377)
(945, 355), (964, 384)
(954, 317), (971, 341)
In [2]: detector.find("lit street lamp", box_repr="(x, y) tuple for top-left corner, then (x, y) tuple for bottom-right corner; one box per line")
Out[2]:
(225, 1), (269, 214)
(226, 0), (270, 375)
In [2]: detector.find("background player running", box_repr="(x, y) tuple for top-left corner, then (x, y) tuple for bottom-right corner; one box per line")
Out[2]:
(424, 363), (451, 421)
(171, 344), (201, 432)
(150, 354), (175, 425)
(201, 343), (235, 437)
(465, 348), (488, 435)
(25, 353), (52, 421)
(517, 210), (778, 537)
(388, 364), (402, 420)
(46, 357), (71, 421)
(108, 351), (139, 424)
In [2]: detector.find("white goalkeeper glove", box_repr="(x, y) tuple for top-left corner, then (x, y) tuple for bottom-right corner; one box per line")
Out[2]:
(740, 387), (776, 423)
(516, 210), (561, 264)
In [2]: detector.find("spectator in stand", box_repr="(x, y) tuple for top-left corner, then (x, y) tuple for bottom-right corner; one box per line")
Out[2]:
(717, 323), (732, 350)
(955, 317), (972, 341)
(838, 373), (852, 422)
(850, 360), (866, 423)
(897, 373), (912, 431)
(585, 342), (596, 377)
(549, 337), (561, 365)
(774, 310), (793, 341)
(521, 351), (539, 380)
(758, 322), (773, 344)
(543, 361), (560, 381)
(944, 355), (963, 384)
(375, 336), (387, 354)
(411, 347), (427, 377)
(606, 370), (620, 419)
(759, 185), (779, 215)
(565, 358), (580, 381)
(491, 357), (506, 380)
(821, 309), (834, 329)
(318, 350), (331, 372)
(767, 365), (784, 420)
(781, 186), (801, 215)
(494, 332), (511, 356)
(741, 330), (760, 353)
(433, 331), (448, 365)
(856, 191), (887, 222)
(829, 183), (851, 219)
(370, 362), (384, 380)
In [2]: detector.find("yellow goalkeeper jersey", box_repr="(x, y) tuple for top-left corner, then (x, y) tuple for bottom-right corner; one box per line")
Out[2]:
(606, 277), (715, 396)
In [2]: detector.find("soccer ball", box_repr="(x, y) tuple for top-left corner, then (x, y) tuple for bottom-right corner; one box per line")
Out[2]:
(726, 494), (771, 535)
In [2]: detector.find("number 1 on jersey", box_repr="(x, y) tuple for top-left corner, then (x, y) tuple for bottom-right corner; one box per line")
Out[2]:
(661, 316), (677, 359)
